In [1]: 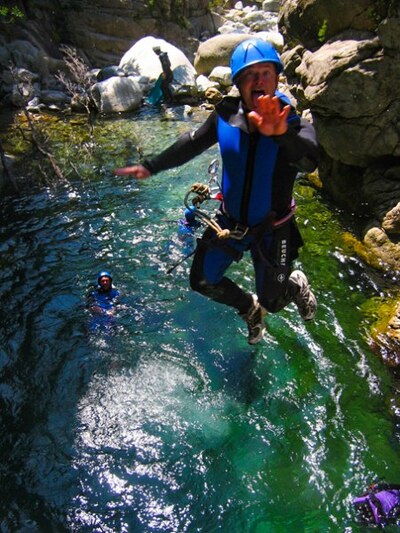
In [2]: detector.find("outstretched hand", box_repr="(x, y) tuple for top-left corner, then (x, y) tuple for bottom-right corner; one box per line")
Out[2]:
(114, 164), (151, 179)
(247, 95), (290, 136)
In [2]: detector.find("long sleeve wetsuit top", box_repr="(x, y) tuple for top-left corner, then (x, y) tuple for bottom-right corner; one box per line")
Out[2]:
(143, 94), (319, 227)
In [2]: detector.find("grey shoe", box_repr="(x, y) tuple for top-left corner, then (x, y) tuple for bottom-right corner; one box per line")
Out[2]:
(290, 270), (317, 321)
(240, 295), (266, 345)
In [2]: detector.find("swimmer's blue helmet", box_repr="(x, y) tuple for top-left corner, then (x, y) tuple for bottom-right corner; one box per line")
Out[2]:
(98, 270), (112, 284)
(230, 38), (283, 83)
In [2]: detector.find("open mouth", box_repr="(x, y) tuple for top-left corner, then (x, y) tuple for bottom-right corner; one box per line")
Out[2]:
(251, 90), (265, 108)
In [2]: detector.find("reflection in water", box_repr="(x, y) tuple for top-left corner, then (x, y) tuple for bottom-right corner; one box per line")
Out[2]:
(1, 109), (400, 531)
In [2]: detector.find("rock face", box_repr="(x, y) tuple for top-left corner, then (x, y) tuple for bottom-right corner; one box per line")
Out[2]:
(279, 0), (400, 264)
(0, 0), (216, 67)
(0, 1), (282, 113)
(278, 0), (400, 361)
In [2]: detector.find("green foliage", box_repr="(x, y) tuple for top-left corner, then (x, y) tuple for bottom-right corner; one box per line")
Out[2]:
(0, 4), (24, 23)
(317, 18), (328, 43)
(366, 5), (381, 26)
(208, 0), (227, 10)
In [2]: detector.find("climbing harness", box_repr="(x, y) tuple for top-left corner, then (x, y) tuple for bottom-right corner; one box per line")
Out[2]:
(183, 158), (296, 242)
(167, 158), (297, 273)
(182, 158), (228, 237)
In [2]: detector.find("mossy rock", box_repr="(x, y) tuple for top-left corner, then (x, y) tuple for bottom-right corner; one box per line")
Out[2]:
(341, 227), (400, 273)
(363, 297), (400, 368)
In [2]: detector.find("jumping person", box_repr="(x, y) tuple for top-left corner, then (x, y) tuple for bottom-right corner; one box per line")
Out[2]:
(115, 38), (320, 344)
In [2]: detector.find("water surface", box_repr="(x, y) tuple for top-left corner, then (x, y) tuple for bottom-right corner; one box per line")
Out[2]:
(1, 107), (399, 532)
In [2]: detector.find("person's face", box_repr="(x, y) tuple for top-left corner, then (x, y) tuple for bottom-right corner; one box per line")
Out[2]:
(99, 276), (111, 290)
(236, 62), (279, 111)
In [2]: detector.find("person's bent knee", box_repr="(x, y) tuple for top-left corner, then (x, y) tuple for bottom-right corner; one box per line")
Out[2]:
(190, 273), (228, 302)
(190, 275), (215, 296)
(259, 297), (289, 314)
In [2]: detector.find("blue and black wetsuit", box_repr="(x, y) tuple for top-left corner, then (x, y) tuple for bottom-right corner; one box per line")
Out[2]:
(143, 94), (319, 314)
(87, 287), (120, 332)
(89, 287), (120, 311)
(158, 51), (173, 103)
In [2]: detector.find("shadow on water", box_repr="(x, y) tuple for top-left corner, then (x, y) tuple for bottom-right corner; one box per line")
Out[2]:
(1, 108), (400, 532)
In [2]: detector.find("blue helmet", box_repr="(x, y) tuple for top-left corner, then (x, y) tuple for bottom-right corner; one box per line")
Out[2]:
(230, 38), (283, 82)
(98, 270), (112, 284)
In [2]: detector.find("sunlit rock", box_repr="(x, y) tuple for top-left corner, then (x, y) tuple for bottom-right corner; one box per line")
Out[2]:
(91, 76), (143, 113)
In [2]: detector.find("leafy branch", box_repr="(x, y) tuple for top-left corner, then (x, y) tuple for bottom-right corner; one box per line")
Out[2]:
(0, 5), (24, 23)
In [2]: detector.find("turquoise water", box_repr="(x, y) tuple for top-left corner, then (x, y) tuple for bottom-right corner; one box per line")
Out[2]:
(1, 108), (400, 532)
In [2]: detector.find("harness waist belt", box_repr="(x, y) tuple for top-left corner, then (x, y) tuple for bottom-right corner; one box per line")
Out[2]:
(221, 198), (296, 240)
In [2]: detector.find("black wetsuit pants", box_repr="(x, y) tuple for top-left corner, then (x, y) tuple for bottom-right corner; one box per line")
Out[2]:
(189, 215), (303, 315)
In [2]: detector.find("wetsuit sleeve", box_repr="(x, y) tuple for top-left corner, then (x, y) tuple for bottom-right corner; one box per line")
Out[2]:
(272, 112), (320, 172)
(143, 112), (218, 174)
(160, 53), (172, 74)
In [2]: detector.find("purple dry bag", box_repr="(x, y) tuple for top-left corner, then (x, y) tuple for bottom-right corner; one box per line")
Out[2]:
(353, 484), (400, 526)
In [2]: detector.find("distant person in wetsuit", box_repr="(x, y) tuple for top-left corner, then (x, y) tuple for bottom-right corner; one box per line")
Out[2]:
(153, 46), (174, 104)
(87, 271), (120, 326)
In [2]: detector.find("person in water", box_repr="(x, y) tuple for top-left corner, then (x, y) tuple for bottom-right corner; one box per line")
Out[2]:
(87, 271), (120, 318)
(153, 46), (174, 104)
(115, 38), (320, 345)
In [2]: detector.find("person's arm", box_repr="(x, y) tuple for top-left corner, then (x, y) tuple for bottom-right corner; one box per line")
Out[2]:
(271, 109), (320, 172)
(87, 291), (104, 315)
(272, 116), (319, 172)
(114, 112), (218, 177)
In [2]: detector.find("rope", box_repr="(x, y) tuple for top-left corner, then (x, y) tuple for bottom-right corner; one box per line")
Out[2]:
(184, 183), (235, 240)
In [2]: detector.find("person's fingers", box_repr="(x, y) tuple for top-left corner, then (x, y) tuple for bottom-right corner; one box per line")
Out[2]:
(114, 166), (136, 176)
(257, 95), (281, 118)
(247, 111), (262, 126)
(114, 166), (150, 179)
(280, 105), (291, 121)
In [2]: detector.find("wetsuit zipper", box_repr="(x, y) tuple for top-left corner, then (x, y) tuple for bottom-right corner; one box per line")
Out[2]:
(240, 132), (258, 225)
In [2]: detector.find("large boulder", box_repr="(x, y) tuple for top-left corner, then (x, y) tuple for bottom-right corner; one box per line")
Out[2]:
(279, 0), (400, 210)
(291, 30), (400, 168)
(119, 36), (195, 82)
(91, 76), (143, 113)
(193, 31), (283, 77)
(119, 36), (197, 101)
(194, 34), (250, 76)
(279, 0), (388, 50)
(279, 0), (400, 230)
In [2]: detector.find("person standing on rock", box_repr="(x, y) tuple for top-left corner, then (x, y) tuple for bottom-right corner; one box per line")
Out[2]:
(115, 38), (320, 345)
(153, 46), (174, 104)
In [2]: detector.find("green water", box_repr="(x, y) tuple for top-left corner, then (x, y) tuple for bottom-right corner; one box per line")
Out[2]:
(1, 107), (399, 532)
